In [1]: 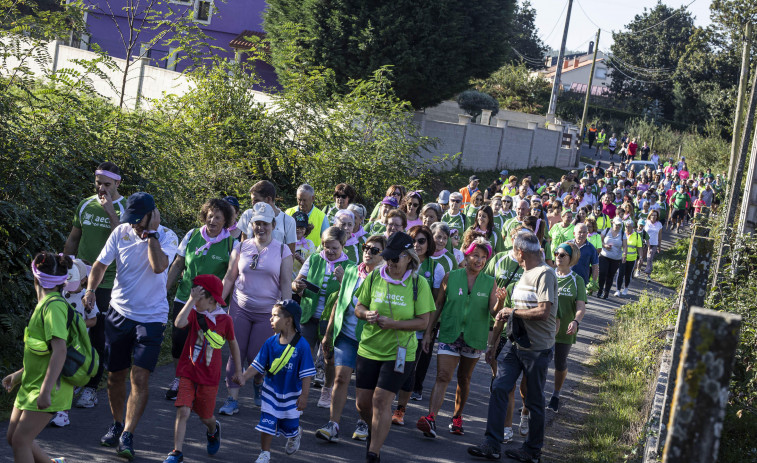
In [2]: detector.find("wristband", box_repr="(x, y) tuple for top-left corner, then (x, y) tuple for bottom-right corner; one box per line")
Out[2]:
(572, 320), (580, 329)
(86, 289), (96, 294)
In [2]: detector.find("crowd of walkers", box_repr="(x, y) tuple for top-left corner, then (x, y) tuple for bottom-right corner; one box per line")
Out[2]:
(4, 156), (716, 463)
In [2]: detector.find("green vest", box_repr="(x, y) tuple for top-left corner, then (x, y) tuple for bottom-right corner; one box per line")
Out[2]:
(331, 265), (364, 342)
(437, 269), (493, 350)
(300, 254), (355, 322)
(430, 250), (457, 274)
(344, 242), (361, 264)
(597, 132), (606, 144)
(286, 206), (327, 247)
(368, 221), (387, 236)
(592, 213), (611, 230)
(626, 232), (642, 261)
(176, 229), (236, 302)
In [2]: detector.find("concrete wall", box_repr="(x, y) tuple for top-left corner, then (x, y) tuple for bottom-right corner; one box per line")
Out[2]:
(1, 37), (271, 110)
(414, 111), (577, 171)
(421, 101), (549, 128)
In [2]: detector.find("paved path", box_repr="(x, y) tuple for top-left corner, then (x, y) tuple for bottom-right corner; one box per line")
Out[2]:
(1, 149), (681, 462)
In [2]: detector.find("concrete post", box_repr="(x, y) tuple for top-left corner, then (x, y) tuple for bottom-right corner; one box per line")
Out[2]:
(50, 39), (63, 75)
(458, 114), (472, 124)
(134, 56), (149, 110)
(495, 117), (508, 128)
(658, 227), (713, 450)
(527, 121), (538, 130)
(480, 109), (492, 126)
(662, 307), (742, 463)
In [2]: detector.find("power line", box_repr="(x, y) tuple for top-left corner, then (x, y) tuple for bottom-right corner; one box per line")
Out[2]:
(511, 46), (548, 65)
(601, 49), (674, 75)
(574, 0), (698, 38)
(540, 0), (569, 44)
(606, 57), (675, 83)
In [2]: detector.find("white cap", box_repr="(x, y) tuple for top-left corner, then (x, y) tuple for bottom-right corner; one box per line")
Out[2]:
(250, 202), (275, 223)
(65, 259), (91, 292)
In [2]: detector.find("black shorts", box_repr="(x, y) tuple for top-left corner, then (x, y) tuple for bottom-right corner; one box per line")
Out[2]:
(554, 342), (572, 371)
(672, 209), (687, 221)
(104, 307), (166, 372)
(355, 354), (415, 394)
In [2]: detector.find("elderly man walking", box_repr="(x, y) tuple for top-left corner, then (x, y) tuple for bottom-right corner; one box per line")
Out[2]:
(285, 183), (329, 247)
(468, 231), (558, 462)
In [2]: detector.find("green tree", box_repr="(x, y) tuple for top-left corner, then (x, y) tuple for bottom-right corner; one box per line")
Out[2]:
(473, 62), (551, 114)
(509, 0), (549, 70)
(263, 0), (516, 109)
(608, 2), (695, 119)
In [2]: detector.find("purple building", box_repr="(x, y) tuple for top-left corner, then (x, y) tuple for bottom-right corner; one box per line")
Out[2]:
(76, 0), (277, 87)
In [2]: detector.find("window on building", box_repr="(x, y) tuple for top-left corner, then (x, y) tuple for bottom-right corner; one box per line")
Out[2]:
(195, 0), (213, 24)
(595, 67), (607, 79)
(166, 47), (178, 71)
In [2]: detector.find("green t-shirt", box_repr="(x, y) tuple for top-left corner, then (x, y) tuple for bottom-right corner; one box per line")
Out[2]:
(175, 229), (236, 302)
(492, 214), (506, 236)
(15, 293), (74, 412)
(672, 192), (689, 210)
(464, 205), (480, 228)
(72, 194), (125, 288)
(555, 271), (587, 345)
(357, 271), (435, 362)
(484, 251), (523, 289)
(441, 211), (466, 237)
(501, 216), (522, 249)
(430, 250), (457, 274)
(549, 223), (575, 258)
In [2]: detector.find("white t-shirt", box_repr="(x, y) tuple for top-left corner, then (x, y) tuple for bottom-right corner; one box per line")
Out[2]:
(238, 208), (296, 246)
(62, 288), (98, 327)
(96, 224), (178, 323)
(645, 221), (663, 246)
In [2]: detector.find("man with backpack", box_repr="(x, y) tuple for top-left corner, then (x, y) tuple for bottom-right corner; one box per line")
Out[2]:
(84, 192), (178, 461)
(63, 162), (125, 409)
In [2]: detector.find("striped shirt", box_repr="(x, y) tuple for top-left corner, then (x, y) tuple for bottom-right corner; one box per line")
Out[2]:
(510, 263), (558, 351)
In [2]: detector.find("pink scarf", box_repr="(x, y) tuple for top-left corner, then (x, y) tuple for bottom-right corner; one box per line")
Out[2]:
(380, 266), (412, 286)
(296, 236), (309, 247)
(320, 250), (348, 273)
(431, 248), (447, 258)
(227, 222), (238, 232)
(345, 233), (360, 247)
(353, 226), (367, 240)
(357, 262), (370, 279)
(195, 225), (231, 256)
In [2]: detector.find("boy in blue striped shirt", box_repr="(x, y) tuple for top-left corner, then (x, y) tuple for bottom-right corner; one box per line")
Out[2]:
(245, 300), (315, 463)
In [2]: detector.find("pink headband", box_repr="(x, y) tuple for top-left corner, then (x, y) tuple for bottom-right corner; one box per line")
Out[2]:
(95, 169), (121, 181)
(464, 242), (492, 259)
(31, 262), (68, 289)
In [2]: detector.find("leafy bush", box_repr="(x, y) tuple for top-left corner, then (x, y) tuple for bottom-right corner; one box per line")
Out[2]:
(473, 62), (551, 114)
(456, 90), (499, 120)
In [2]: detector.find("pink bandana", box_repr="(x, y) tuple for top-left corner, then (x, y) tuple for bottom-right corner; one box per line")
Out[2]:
(464, 242), (492, 259)
(31, 262), (68, 289)
(227, 222), (238, 232)
(320, 251), (348, 273)
(357, 262), (370, 279)
(431, 248), (447, 258)
(195, 225), (231, 256)
(95, 169), (121, 181)
(345, 233), (360, 247)
(379, 266), (412, 286)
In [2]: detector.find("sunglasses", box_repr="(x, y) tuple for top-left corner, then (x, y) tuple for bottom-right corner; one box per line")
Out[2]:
(363, 245), (382, 255)
(555, 252), (569, 258)
(334, 193), (348, 199)
(249, 253), (260, 270)
(392, 191), (402, 197)
(503, 199), (512, 203)
(450, 199), (462, 203)
(414, 237), (427, 245)
(410, 202), (420, 208)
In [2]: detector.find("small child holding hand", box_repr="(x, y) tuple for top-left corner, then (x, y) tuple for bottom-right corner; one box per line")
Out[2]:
(163, 275), (244, 463)
(246, 300), (315, 463)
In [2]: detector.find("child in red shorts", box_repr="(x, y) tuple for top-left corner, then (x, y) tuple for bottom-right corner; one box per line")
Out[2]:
(163, 275), (244, 463)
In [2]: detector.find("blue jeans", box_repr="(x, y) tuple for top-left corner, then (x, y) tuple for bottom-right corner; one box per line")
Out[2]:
(485, 340), (553, 456)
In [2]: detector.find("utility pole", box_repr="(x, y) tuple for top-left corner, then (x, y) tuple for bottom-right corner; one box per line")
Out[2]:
(546, 0), (574, 121)
(727, 22), (752, 184)
(713, 56), (757, 282)
(577, 29), (600, 166)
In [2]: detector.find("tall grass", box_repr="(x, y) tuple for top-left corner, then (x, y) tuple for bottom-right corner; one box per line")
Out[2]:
(570, 293), (675, 462)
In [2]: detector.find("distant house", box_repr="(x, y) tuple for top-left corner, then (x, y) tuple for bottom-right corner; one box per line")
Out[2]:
(536, 42), (612, 97)
(71, 0), (277, 87)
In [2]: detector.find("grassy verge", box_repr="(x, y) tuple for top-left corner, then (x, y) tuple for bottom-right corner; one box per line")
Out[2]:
(650, 238), (688, 289)
(570, 293), (675, 463)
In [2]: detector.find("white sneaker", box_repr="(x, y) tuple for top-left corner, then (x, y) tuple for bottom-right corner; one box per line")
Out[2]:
(621, 287), (628, 296)
(613, 290), (621, 297)
(315, 420), (339, 442)
(285, 427), (302, 455)
(519, 412), (529, 436)
(634, 270), (640, 278)
(75, 387), (98, 408)
(317, 386), (332, 408)
(255, 450), (271, 463)
(352, 419), (369, 441)
(502, 426), (513, 443)
(50, 411), (70, 427)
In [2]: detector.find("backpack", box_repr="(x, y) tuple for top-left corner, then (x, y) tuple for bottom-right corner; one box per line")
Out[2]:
(41, 296), (100, 387)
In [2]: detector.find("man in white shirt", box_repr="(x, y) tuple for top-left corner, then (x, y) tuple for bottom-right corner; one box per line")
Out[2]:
(84, 192), (178, 459)
(238, 180), (297, 253)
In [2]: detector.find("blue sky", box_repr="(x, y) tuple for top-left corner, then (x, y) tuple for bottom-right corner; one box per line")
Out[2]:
(529, 0), (713, 54)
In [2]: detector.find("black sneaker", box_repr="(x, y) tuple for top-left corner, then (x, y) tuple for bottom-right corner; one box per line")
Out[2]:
(548, 396), (559, 413)
(100, 421), (124, 447)
(467, 440), (501, 460)
(505, 447), (540, 462)
(117, 431), (135, 461)
(366, 451), (380, 463)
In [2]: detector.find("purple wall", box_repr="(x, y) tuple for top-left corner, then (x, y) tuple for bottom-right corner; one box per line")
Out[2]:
(83, 0), (276, 86)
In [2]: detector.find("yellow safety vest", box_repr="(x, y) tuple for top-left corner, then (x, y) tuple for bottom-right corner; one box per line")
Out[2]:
(286, 206), (327, 247)
(597, 132), (606, 144)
